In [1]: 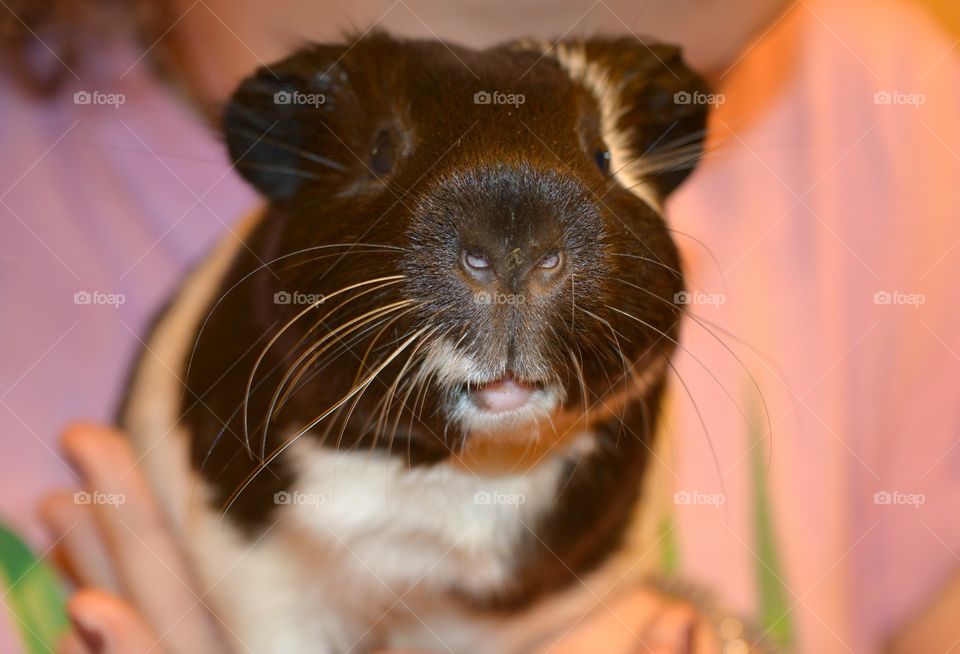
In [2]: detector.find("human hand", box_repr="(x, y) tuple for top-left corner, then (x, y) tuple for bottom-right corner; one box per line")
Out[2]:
(42, 423), (719, 654)
(40, 423), (226, 654)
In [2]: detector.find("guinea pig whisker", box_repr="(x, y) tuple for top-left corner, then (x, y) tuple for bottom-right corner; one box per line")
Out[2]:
(212, 309), (398, 479)
(578, 308), (631, 360)
(261, 299), (416, 459)
(677, 309), (776, 467)
(399, 325), (460, 447)
(611, 235), (729, 302)
(596, 140), (707, 195)
(398, 326), (452, 431)
(310, 310), (406, 454)
(276, 248), (408, 275)
(261, 309), (404, 443)
(627, 138), (716, 172)
(658, 349), (727, 501)
(227, 124), (347, 171)
(276, 278), (407, 386)
(408, 354), (441, 441)
(223, 326), (431, 515)
(658, 227), (730, 298)
(578, 307), (634, 397)
(329, 308), (424, 455)
(279, 308), (406, 452)
(375, 331), (438, 443)
(198, 327), (300, 474)
(605, 302), (736, 492)
(613, 129), (711, 175)
(335, 324), (435, 456)
(568, 347), (590, 432)
(649, 126), (714, 151)
(234, 162), (325, 183)
(187, 244), (411, 402)
(377, 329), (438, 461)
(408, 328), (450, 422)
(273, 300), (416, 415)
(597, 133), (727, 200)
(608, 252), (685, 282)
(607, 276), (770, 447)
(243, 275), (405, 456)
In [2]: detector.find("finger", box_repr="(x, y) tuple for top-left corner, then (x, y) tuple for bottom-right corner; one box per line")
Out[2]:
(61, 423), (225, 654)
(39, 491), (121, 592)
(68, 589), (168, 654)
(690, 618), (723, 654)
(56, 630), (91, 654)
(635, 601), (696, 654)
(542, 587), (665, 654)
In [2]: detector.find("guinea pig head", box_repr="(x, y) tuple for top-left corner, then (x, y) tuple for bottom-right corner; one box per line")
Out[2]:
(221, 33), (709, 456)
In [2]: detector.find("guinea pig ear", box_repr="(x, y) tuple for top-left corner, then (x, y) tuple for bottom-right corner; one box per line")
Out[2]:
(550, 39), (711, 201)
(222, 45), (352, 201)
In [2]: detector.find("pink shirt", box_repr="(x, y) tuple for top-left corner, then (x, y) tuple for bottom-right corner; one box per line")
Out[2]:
(1, 0), (957, 651)
(0, 41), (256, 527)
(668, 0), (960, 650)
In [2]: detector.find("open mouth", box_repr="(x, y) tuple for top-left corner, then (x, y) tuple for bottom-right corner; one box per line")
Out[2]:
(467, 373), (544, 414)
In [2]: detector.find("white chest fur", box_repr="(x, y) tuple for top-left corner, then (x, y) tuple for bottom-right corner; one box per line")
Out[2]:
(182, 437), (633, 654)
(280, 439), (570, 601)
(123, 214), (668, 654)
(181, 441), (576, 653)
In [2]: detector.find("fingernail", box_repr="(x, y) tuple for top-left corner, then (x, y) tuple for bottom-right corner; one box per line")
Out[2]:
(70, 614), (104, 654)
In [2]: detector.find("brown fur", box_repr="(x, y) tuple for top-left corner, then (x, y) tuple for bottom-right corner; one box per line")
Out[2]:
(164, 32), (708, 608)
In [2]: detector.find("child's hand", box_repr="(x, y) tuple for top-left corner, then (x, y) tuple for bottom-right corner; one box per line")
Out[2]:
(41, 423), (717, 654)
(40, 423), (227, 654)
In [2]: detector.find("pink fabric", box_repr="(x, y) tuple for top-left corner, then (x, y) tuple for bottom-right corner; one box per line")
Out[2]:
(0, 0), (957, 651)
(668, 0), (960, 650)
(0, 41), (257, 544)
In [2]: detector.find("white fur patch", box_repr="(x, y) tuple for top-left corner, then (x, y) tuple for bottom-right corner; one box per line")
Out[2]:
(531, 41), (664, 212)
(122, 211), (673, 653)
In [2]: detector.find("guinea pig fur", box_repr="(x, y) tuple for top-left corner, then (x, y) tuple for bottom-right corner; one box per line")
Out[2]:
(121, 32), (709, 654)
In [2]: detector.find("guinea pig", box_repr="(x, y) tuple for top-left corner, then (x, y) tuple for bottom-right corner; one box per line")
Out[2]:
(122, 32), (711, 654)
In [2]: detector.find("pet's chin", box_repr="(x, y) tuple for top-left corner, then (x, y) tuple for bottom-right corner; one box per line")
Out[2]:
(450, 374), (563, 436)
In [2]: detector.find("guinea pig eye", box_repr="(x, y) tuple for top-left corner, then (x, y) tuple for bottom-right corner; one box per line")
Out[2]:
(537, 251), (562, 270)
(370, 128), (396, 178)
(462, 250), (490, 270)
(593, 148), (612, 176)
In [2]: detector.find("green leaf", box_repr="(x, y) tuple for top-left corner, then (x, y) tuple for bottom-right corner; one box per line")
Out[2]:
(658, 516), (682, 577)
(748, 395), (794, 649)
(0, 522), (69, 654)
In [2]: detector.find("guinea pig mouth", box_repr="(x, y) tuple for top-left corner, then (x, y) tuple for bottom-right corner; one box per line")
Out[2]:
(467, 373), (542, 413)
(450, 372), (561, 433)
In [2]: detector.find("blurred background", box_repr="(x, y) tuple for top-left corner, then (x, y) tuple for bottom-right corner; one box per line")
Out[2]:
(1, 1), (959, 653)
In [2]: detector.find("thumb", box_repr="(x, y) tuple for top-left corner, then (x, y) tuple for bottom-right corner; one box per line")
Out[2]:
(67, 589), (170, 654)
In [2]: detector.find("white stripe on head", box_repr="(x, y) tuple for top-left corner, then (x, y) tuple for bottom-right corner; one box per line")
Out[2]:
(524, 40), (663, 213)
